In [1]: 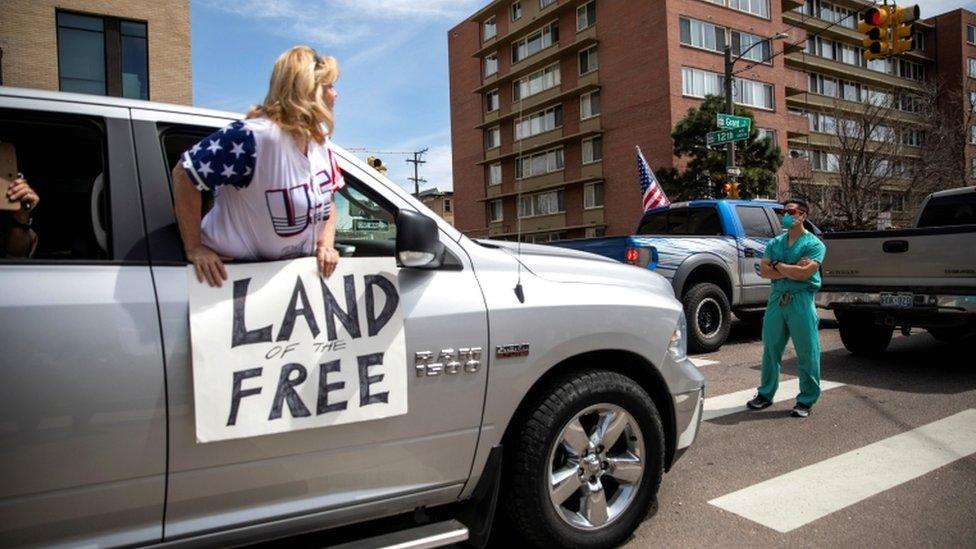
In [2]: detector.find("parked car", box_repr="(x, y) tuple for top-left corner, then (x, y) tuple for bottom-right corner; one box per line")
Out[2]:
(817, 186), (976, 355)
(552, 200), (816, 353)
(0, 87), (704, 548)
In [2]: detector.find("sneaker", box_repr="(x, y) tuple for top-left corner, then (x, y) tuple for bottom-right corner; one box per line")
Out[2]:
(746, 394), (772, 410)
(791, 403), (812, 418)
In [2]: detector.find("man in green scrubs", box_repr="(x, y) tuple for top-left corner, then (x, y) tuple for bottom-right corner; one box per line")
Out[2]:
(747, 200), (826, 418)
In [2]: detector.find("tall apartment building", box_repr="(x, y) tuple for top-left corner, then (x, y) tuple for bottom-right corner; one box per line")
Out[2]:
(0, 0), (191, 105)
(449, 0), (966, 239)
(927, 8), (976, 186)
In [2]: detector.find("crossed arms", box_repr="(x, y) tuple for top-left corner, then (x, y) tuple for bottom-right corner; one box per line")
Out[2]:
(760, 257), (820, 281)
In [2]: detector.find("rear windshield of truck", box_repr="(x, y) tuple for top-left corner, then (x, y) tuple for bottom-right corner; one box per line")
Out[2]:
(916, 192), (976, 228)
(637, 206), (722, 236)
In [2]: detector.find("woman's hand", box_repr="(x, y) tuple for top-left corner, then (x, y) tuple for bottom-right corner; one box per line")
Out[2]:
(187, 245), (231, 287)
(316, 242), (340, 279)
(7, 177), (39, 222)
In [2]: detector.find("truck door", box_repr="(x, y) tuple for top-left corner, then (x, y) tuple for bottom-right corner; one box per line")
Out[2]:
(131, 113), (489, 541)
(0, 104), (166, 546)
(734, 205), (778, 305)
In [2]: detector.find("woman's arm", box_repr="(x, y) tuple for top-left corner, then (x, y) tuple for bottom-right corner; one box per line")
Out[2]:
(315, 194), (340, 278)
(172, 165), (228, 287)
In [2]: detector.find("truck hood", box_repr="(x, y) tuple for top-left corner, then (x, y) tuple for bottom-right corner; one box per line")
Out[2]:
(476, 240), (674, 297)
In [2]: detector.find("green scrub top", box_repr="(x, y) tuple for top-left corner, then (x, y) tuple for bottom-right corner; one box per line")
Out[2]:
(763, 230), (827, 294)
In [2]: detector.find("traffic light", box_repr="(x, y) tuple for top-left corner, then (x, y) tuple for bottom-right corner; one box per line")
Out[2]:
(722, 182), (740, 199)
(860, 6), (892, 60)
(891, 5), (920, 55)
(366, 155), (388, 175)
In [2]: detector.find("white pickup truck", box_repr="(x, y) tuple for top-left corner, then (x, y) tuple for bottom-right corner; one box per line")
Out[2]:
(817, 187), (976, 355)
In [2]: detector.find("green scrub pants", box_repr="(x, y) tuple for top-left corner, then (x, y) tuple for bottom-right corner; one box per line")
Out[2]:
(758, 291), (821, 406)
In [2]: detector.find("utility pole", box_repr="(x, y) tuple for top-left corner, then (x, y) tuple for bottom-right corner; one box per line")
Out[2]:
(724, 45), (735, 179)
(406, 147), (428, 197)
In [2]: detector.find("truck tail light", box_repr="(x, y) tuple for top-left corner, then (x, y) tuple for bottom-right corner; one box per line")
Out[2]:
(625, 248), (640, 264)
(625, 247), (658, 269)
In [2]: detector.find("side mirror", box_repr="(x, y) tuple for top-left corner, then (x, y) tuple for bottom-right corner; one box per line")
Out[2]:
(396, 210), (446, 269)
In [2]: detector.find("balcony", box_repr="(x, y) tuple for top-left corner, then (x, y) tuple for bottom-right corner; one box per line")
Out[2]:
(476, 128), (603, 165)
(473, 34), (599, 94)
(784, 52), (925, 92)
(471, 0), (593, 58)
(785, 92), (921, 125)
(475, 82), (601, 129)
(478, 175), (603, 201)
(782, 10), (933, 64)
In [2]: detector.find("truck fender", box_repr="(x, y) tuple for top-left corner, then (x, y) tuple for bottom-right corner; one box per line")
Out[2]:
(672, 252), (734, 301)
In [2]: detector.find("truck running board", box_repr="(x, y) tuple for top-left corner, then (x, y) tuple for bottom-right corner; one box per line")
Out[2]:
(328, 519), (469, 549)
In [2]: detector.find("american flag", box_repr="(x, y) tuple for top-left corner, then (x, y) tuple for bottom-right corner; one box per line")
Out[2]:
(637, 146), (669, 211)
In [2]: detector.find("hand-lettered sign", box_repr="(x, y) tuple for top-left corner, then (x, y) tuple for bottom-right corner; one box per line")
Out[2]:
(188, 257), (406, 443)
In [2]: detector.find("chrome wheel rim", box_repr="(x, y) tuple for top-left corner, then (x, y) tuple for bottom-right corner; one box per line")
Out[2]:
(696, 297), (722, 338)
(546, 404), (645, 530)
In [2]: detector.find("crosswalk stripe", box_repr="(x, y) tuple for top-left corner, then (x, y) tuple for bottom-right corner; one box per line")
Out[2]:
(702, 379), (845, 421)
(708, 409), (976, 533)
(690, 357), (719, 368)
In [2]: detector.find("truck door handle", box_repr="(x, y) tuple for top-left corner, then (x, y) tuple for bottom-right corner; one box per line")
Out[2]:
(883, 240), (909, 253)
(744, 247), (757, 258)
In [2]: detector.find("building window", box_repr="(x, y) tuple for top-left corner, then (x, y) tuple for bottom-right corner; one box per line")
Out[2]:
(484, 17), (497, 41)
(809, 72), (838, 97)
(897, 59), (924, 81)
(515, 105), (563, 140)
(516, 147), (564, 179)
(486, 89), (500, 112)
(488, 199), (504, 222)
(707, 0), (770, 18)
(489, 162), (502, 186)
(443, 198), (452, 213)
(969, 25), (976, 45)
(840, 80), (862, 102)
(970, 125), (976, 145)
(971, 158), (976, 178)
(679, 17), (726, 53)
(584, 182), (604, 209)
(682, 67), (773, 109)
(512, 22), (558, 64)
(970, 91), (976, 110)
(56, 11), (149, 99)
(867, 57), (893, 75)
(577, 1), (596, 31)
(969, 58), (976, 79)
(582, 136), (602, 164)
(541, 0), (557, 8)
(513, 63), (560, 100)
(519, 189), (565, 218)
(579, 45), (598, 75)
(808, 112), (837, 134)
(733, 30), (771, 63)
(512, 1), (522, 21)
(580, 90), (601, 119)
(811, 150), (839, 172)
(757, 128), (776, 144)
(901, 129), (923, 148)
(584, 227), (607, 238)
(914, 31), (925, 51)
(486, 126), (501, 149)
(485, 53), (498, 77)
(802, 0), (853, 28)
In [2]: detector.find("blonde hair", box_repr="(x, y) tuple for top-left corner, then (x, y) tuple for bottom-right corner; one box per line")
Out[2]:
(247, 46), (339, 145)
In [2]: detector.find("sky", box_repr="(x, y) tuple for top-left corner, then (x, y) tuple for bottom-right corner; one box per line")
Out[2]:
(191, 0), (976, 193)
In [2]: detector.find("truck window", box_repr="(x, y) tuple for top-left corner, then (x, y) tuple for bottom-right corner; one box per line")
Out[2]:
(685, 207), (722, 235)
(737, 206), (776, 238)
(334, 177), (397, 257)
(637, 211), (667, 234)
(665, 209), (689, 234)
(916, 193), (976, 228)
(0, 109), (110, 261)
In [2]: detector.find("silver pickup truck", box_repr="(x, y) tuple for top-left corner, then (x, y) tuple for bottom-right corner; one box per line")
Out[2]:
(0, 87), (703, 548)
(818, 187), (976, 355)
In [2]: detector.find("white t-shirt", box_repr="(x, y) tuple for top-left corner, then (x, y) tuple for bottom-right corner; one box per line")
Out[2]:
(181, 117), (345, 260)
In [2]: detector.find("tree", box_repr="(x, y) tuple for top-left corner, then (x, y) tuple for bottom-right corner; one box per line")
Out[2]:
(656, 95), (783, 201)
(787, 78), (974, 230)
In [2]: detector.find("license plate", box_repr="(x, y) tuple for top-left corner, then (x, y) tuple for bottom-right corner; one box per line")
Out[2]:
(880, 293), (913, 307)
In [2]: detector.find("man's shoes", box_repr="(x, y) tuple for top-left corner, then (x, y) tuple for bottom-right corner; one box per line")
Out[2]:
(791, 403), (812, 418)
(746, 394), (772, 410)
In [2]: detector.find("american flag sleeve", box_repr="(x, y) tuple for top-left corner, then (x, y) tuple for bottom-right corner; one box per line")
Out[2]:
(181, 121), (256, 191)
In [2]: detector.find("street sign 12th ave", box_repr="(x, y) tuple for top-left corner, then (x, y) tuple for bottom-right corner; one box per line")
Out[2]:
(716, 113), (751, 130)
(707, 126), (750, 146)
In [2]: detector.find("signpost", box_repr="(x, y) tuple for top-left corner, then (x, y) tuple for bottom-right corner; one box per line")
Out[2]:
(707, 126), (750, 147)
(717, 113), (751, 130)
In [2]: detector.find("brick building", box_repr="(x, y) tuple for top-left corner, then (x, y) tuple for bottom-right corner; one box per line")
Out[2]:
(448, 0), (970, 239)
(419, 188), (456, 226)
(0, 0), (191, 105)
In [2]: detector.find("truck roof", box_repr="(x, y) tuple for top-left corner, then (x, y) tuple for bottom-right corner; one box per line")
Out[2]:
(927, 186), (976, 199)
(644, 199), (780, 213)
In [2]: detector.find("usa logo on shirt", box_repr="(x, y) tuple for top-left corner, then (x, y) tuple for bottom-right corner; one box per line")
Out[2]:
(265, 184), (312, 237)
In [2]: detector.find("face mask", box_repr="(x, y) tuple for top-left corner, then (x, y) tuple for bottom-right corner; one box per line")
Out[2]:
(782, 214), (796, 229)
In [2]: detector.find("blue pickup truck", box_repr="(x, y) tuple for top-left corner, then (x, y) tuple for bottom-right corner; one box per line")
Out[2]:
(552, 200), (807, 353)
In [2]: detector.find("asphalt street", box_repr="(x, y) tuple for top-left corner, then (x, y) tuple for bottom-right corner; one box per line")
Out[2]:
(625, 314), (976, 548)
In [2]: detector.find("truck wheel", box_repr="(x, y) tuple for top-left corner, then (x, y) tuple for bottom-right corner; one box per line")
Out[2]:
(506, 370), (664, 549)
(683, 283), (731, 353)
(837, 312), (893, 355)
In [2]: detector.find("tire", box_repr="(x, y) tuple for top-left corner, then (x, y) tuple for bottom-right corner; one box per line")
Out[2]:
(837, 311), (893, 356)
(505, 370), (665, 549)
(734, 309), (766, 325)
(683, 283), (731, 354)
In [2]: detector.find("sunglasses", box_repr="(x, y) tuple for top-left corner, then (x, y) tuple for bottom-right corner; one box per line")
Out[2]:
(782, 207), (806, 216)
